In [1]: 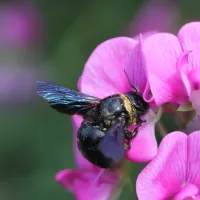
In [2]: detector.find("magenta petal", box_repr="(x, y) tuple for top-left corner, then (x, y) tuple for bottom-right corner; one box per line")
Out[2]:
(174, 184), (199, 200)
(136, 131), (187, 200)
(177, 51), (192, 96)
(55, 169), (81, 192)
(178, 22), (200, 68)
(130, 35), (148, 93)
(127, 0), (180, 36)
(79, 37), (146, 98)
(187, 131), (200, 188)
(0, 67), (37, 104)
(74, 178), (115, 200)
(143, 33), (188, 105)
(56, 169), (119, 200)
(190, 90), (200, 115)
(0, 3), (43, 47)
(126, 109), (158, 162)
(188, 68), (200, 90)
(126, 119), (157, 162)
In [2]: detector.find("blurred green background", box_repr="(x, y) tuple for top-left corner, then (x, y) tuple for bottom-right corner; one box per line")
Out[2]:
(0, 0), (200, 199)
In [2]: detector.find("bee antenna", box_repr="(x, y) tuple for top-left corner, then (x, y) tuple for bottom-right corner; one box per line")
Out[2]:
(124, 69), (138, 92)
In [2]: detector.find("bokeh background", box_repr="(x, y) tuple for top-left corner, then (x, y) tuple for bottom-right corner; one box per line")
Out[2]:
(0, 0), (200, 199)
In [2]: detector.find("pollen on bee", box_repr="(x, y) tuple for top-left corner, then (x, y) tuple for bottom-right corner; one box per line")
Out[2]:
(120, 94), (133, 123)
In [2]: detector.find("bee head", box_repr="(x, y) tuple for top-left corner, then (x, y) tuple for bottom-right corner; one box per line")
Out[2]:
(123, 69), (149, 114)
(125, 91), (149, 114)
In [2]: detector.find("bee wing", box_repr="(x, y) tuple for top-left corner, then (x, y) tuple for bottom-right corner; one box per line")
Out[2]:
(97, 120), (125, 166)
(36, 81), (100, 115)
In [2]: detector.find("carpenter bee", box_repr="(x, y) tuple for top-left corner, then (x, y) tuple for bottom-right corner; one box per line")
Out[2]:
(36, 72), (149, 168)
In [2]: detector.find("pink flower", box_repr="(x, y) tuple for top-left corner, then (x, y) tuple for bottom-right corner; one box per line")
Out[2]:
(136, 131), (200, 200)
(56, 115), (122, 200)
(56, 37), (160, 199)
(0, 66), (37, 107)
(0, 2), (43, 47)
(126, 0), (180, 37)
(143, 22), (200, 113)
(78, 37), (158, 162)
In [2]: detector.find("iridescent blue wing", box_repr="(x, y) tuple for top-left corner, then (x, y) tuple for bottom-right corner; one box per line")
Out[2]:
(97, 119), (125, 167)
(36, 81), (100, 115)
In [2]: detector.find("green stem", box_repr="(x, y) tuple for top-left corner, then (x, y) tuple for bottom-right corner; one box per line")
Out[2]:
(157, 121), (167, 137)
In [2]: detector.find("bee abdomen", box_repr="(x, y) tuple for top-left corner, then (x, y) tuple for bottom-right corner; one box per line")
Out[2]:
(78, 120), (115, 168)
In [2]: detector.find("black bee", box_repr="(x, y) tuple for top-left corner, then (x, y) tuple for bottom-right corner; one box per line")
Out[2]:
(36, 72), (149, 169)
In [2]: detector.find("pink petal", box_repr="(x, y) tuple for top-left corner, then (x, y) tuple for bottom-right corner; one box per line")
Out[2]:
(0, 2), (43, 47)
(178, 22), (200, 68)
(56, 169), (120, 200)
(55, 169), (82, 192)
(131, 35), (148, 94)
(136, 131), (187, 200)
(188, 68), (200, 90)
(72, 115), (99, 171)
(190, 90), (200, 115)
(0, 67), (37, 104)
(125, 110), (157, 162)
(187, 131), (200, 187)
(79, 37), (147, 98)
(126, 0), (180, 36)
(174, 184), (199, 200)
(74, 177), (115, 200)
(143, 33), (188, 105)
(177, 51), (192, 97)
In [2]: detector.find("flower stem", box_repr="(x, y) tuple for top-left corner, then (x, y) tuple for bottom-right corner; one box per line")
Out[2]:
(157, 121), (168, 137)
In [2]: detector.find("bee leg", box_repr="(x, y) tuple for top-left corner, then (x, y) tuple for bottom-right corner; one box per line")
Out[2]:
(124, 128), (139, 151)
(138, 118), (146, 125)
(124, 130), (133, 140)
(124, 141), (131, 151)
(132, 127), (139, 139)
(136, 113), (146, 125)
(141, 119), (146, 123)
(124, 130), (131, 150)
